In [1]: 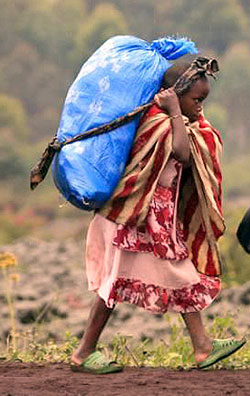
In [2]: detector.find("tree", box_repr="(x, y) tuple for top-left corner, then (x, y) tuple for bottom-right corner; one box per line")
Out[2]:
(0, 0), (21, 56)
(155, 0), (249, 54)
(106, 0), (155, 39)
(0, 142), (27, 180)
(210, 43), (250, 155)
(0, 94), (29, 140)
(0, 42), (71, 138)
(0, 94), (29, 179)
(72, 3), (128, 65)
(17, 0), (87, 68)
(205, 103), (227, 141)
(240, 0), (250, 13)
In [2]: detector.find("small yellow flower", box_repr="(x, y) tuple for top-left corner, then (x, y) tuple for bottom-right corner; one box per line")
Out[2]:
(10, 273), (20, 283)
(0, 252), (18, 268)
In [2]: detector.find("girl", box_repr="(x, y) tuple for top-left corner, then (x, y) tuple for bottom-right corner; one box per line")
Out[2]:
(71, 58), (245, 374)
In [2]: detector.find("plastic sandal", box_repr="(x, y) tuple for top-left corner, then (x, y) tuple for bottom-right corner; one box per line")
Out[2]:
(198, 338), (246, 369)
(70, 351), (123, 374)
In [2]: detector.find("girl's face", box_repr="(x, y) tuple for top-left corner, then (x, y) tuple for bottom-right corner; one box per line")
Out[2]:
(179, 78), (210, 122)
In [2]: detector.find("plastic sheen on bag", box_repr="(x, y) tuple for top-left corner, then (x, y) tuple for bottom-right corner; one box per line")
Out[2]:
(52, 35), (198, 210)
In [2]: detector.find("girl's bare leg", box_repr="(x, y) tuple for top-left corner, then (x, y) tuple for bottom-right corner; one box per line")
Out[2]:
(71, 294), (114, 365)
(182, 312), (213, 363)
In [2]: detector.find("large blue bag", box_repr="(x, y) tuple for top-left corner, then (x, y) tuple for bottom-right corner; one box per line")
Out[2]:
(52, 35), (197, 210)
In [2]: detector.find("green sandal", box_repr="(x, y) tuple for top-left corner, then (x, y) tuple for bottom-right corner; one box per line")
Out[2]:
(70, 351), (123, 374)
(198, 338), (246, 370)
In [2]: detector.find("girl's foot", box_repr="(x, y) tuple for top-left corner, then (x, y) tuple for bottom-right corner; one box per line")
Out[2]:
(197, 338), (246, 369)
(194, 339), (213, 364)
(70, 350), (123, 374)
(71, 348), (95, 366)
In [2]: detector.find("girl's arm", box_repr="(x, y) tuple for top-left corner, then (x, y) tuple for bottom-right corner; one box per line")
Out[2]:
(154, 88), (190, 165)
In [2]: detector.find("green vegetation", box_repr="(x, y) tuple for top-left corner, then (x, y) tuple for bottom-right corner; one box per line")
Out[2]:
(223, 156), (250, 199)
(0, 0), (250, 368)
(1, 316), (250, 369)
(0, 0), (249, 239)
(0, 251), (249, 369)
(220, 206), (250, 286)
(0, 0), (249, 289)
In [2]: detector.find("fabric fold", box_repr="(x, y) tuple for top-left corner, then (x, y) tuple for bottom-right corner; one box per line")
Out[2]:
(99, 105), (225, 276)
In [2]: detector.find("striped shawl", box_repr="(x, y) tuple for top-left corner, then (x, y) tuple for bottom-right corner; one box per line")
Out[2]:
(99, 105), (225, 276)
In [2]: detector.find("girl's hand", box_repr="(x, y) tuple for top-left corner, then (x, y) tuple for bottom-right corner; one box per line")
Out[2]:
(154, 88), (181, 116)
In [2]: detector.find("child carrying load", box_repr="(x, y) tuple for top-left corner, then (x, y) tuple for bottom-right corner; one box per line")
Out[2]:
(71, 57), (246, 373)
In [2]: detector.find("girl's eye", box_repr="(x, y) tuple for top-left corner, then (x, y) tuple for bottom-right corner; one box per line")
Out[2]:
(194, 99), (200, 104)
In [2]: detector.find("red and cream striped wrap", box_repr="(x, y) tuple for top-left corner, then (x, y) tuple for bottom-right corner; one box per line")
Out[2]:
(99, 105), (225, 276)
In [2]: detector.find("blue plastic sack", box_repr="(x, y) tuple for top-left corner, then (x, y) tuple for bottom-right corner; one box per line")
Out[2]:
(52, 35), (197, 210)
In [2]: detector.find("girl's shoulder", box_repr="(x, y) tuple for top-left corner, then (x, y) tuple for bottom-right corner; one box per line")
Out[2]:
(139, 104), (167, 126)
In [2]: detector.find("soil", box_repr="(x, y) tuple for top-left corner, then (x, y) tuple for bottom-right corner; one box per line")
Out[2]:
(0, 362), (250, 396)
(1, 237), (250, 395)
(1, 237), (250, 347)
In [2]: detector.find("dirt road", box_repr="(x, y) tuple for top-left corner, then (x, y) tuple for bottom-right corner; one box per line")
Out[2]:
(0, 362), (249, 396)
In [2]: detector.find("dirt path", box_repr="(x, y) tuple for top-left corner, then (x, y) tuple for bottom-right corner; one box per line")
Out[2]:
(0, 363), (249, 396)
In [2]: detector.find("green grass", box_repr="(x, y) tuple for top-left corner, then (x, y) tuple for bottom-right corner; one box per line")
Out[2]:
(1, 155), (250, 368)
(1, 315), (249, 370)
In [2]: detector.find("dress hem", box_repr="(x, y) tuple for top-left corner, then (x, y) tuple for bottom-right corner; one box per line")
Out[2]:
(97, 274), (221, 314)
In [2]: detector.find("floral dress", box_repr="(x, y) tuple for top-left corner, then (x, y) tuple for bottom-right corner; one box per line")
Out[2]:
(85, 158), (221, 314)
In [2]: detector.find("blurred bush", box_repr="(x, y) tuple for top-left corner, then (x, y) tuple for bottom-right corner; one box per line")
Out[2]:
(0, 0), (249, 289)
(220, 206), (250, 286)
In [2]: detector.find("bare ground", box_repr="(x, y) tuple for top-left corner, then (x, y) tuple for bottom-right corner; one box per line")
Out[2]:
(0, 362), (250, 396)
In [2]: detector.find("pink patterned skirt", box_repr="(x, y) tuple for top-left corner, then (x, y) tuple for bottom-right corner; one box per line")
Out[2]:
(86, 218), (220, 314)
(86, 170), (221, 314)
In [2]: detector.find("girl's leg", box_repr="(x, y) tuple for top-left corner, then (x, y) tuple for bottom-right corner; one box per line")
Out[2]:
(71, 294), (114, 365)
(181, 311), (213, 364)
